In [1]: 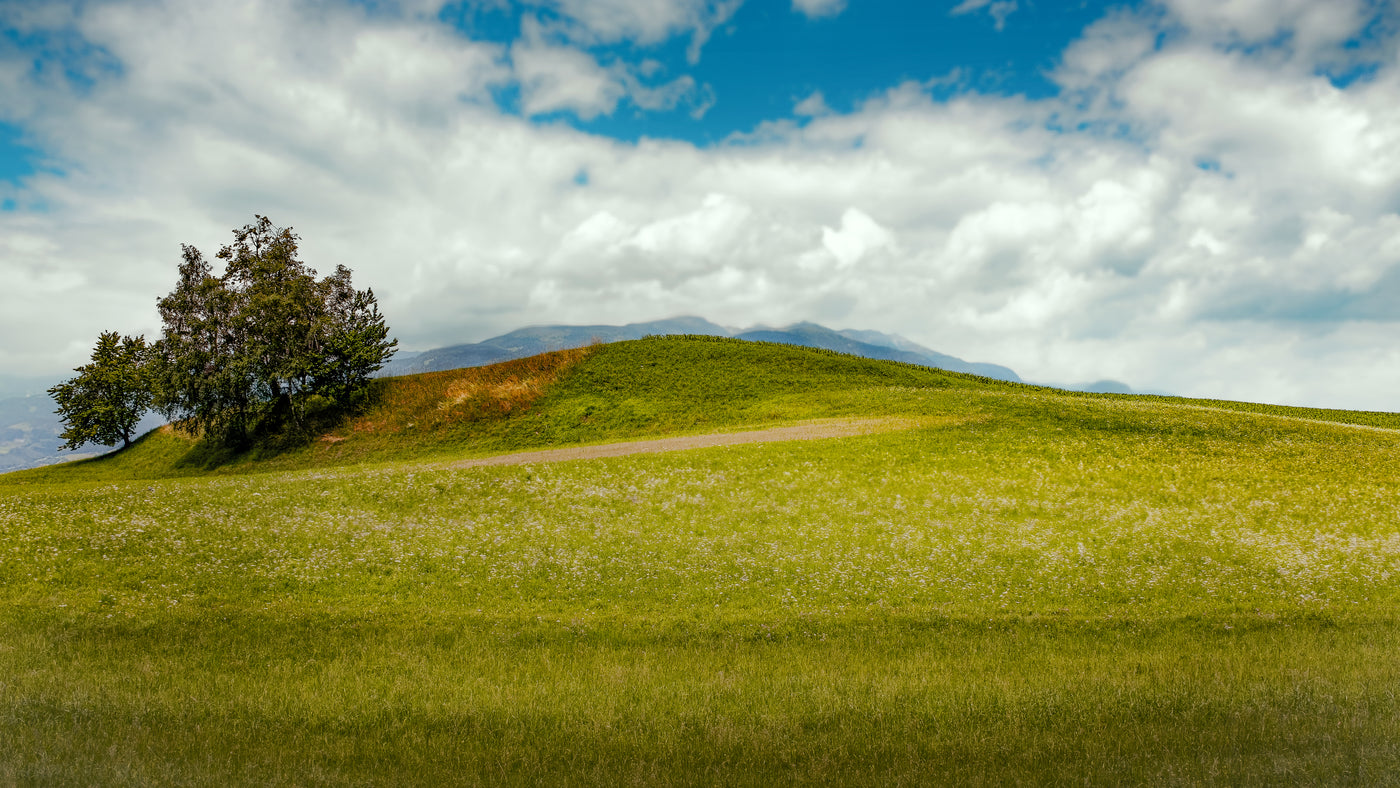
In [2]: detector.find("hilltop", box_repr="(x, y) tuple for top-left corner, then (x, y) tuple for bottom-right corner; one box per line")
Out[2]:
(380, 317), (1024, 381)
(9, 318), (1165, 474)
(8, 335), (1397, 486)
(5, 337), (984, 482)
(3, 318), (1020, 474)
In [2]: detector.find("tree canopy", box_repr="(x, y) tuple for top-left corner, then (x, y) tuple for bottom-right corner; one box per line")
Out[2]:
(52, 216), (397, 451)
(48, 331), (152, 450)
(150, 216), (397, 444)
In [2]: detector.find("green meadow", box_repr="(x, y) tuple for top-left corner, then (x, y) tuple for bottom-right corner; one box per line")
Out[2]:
(3, 337), (1399, 784)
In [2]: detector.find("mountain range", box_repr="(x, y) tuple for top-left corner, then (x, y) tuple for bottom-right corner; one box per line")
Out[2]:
(4, 317), (1142, 472)
(0, 395), (164, 474)
(381, 317), (1024, 382)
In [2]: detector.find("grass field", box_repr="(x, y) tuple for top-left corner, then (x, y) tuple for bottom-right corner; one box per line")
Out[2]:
(3, 337), (1399, 784)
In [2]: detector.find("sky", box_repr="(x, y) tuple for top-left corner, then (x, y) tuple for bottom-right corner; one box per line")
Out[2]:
(2, 0), (1400, 409)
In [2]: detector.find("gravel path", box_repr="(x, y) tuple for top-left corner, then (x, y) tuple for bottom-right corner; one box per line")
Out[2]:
(443, 418), (916, 470)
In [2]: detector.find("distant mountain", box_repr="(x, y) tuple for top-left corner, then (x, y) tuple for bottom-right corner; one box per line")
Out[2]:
(0, 394), (163, 473)
(0, 374), (59, 401)
(381, 317), (730, 377)
(0, 394), (70, 472)
(383, 317), (1021, 383)
(1065, 380), (1135, 395)
(1055, 380), (1174, 396)
(733, 322), (1022, 382)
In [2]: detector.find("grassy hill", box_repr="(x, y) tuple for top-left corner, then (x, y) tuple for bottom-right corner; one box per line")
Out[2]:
(3, 337), (1400, 784)
(3, 336), (990, 482)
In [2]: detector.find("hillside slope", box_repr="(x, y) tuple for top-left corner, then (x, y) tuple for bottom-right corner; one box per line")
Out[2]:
(9, 318), (1010, 474)
(4, 337), (981, 483)
(8, 335), (1400, 487)
(380, 317), (1021, 381)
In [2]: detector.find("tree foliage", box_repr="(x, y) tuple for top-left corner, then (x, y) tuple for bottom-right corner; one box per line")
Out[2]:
(151, 216), (397, 445)
(48, 331), (152, 450)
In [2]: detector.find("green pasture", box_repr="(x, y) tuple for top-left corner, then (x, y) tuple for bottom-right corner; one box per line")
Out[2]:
(2, 337), (1399, 783)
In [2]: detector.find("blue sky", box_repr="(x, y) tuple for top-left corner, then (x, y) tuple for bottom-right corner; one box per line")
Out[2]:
(0, 121), (33, 184)
(444, 0), (1126, 144)
(2, 0), (1400, 408)
(3, 0), (1129, 169)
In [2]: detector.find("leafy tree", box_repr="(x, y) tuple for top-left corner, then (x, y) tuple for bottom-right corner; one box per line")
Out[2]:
(149, 242), (257, 442)
(309, 263), (397, 405)
(151, 216), (396, 445)
(49, 331), (152, 450)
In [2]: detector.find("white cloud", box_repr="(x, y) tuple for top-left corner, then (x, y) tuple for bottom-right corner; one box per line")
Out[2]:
(3, 0), (1400, 411)
(512, 30), (626, 119)
(628, 193), (753, 257)
(1162, 0), (1369, 57)
(821, 208), (895, 268)
(794, 90), (831, 117)
(1119, 48), (1400, 195)
(537, 0), (743, 64)
(950, 0), (1019, 31)
(1054, 9), (1159, 92)
(792, 0), (847, 20)
(511, 15), (710, 119)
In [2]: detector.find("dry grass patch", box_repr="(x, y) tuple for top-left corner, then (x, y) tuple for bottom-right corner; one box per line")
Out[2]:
(349, 345), (594, 436)
(443, 375), (546, 409)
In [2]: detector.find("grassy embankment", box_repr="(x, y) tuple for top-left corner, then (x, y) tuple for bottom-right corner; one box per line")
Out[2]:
(3, 336), (1400, 784)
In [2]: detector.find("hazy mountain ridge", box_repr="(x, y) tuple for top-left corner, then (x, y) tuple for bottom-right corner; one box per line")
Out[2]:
(0, 395), (59, 472)
(381, 317), (1025, 383)
(381, 317), (729, 377)
(0, 394), (164, 473)
(0, 395), (100, 472)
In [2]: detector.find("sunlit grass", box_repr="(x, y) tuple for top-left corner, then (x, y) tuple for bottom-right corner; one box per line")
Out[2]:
(8, 394), (1399, 621)
(3, 338), (1400, 783)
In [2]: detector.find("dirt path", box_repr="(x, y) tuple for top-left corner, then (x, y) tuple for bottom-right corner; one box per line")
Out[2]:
(442, 417), (919, 470)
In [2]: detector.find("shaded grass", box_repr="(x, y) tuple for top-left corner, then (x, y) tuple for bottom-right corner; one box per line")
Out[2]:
(2, 614), (1397, 786)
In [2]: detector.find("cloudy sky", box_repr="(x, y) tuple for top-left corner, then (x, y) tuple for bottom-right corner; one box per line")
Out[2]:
(2, 0), (1399, 409)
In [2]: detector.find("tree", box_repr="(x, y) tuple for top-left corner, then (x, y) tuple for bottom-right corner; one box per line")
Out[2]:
(148, 242), (254, 443)
(309, 263), (396, 405)
(151, 216), (396, 444)
(49, 331), (152, 450)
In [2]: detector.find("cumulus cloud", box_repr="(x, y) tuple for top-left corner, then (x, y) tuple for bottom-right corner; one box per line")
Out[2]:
(512, 20), (626, 119)
(1163, 0), (1370, 58)
(793, 90), (832, 116)
(791, 0), (847, 20)
(511, 15), (711, 119)
(537, 0), (743, 63)
(1055, 9), (1160, 93)
(950, 0), (1019, 31)
(821, 208), (895, 268)
(3, 0), (1400, 410)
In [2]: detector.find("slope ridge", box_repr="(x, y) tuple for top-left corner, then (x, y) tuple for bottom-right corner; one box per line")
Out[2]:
(381, 317), (1020, 381)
